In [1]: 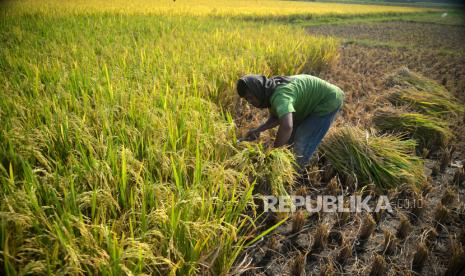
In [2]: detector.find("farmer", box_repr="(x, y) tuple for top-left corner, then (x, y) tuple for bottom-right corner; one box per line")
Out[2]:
(236, 74), (344, 170)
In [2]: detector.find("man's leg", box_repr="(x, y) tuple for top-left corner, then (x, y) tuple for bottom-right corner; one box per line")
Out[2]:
(293, 108), (340, 169)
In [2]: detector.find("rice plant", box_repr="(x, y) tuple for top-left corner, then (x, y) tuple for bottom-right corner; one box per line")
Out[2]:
(320, 127), (426, 191)
(228, 144), (296, 197)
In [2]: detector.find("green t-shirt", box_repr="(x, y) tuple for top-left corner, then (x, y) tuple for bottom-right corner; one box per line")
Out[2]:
(269, 74), (344, 123)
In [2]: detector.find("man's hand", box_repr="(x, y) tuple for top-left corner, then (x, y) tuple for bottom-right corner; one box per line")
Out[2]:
(238, 114), (279, 143)
(245, 128), (261, 141)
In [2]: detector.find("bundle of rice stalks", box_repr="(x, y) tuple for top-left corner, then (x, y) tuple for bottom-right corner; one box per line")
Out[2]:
(228, 144), (296, 197)
(320, 127), (426, 191)
(386, 67), (447, 94)
(373, 110), (452, 154)
(386, 68), (464, 117)
(388, 88), (463, 119)
(385, 68), (463, 119)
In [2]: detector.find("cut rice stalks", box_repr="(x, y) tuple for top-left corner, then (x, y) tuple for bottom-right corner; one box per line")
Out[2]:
(373, 110), (452, 154)
(228, 144), (296, 197)
(385, 68), (464, 119)
(320, 127), (426, 191)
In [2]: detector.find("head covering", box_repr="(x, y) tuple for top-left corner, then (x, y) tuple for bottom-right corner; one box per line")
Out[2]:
(236, 74), (294, 108)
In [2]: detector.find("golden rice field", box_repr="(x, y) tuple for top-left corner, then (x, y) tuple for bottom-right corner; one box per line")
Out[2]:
(5, 0), (435, 18)
(0, 0), (449, 275)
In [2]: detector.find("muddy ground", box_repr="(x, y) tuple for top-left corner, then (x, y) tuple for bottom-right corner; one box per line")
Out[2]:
(233, 21), (465, 276)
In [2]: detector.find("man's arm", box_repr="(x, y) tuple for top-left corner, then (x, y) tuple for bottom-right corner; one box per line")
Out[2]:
(273, 113), (293, 148)
(255, 115), (280, 133)
(246, 115), (279, 139)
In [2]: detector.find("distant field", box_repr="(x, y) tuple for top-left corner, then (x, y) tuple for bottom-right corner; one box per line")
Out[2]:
(4, 0), (438, 18)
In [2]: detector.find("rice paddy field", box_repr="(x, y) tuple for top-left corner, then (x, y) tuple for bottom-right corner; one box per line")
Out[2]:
(1, 0), (464, 275)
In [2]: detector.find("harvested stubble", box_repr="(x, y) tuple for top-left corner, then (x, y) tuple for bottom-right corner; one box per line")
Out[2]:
(441, 187), (457, 206)
(386, 68), (464, 119)
(328, 230), (344, 247)
(412, 243), (429, 274)
(320, 127), (426, 191)
(319, 261), (335, 276)
(452, 167), (465, 186)
(396, 213), (413, 240)
(440, 147), (453, 173)
(422, 227), (438, 247)
(337, 240), (352, 265)
(373, 110), (452, 154)
(445, 240), (465, 275)
(433, 203), (450, 224)
(291, 252), (307, 276)
(459, 227), (465, 246)
(383, 229), (398, 255)
(358, 213), (376, 242)
(326, 176), (341, 195)
(373, 208), (385, 225)
(432, 162), (440, 176)
(410, 194), (425, 221)
(337, 203), (351, 226)
(369, 254), (388, 276)
(312, 223), (330, 251)
(292, 210), (307, 234)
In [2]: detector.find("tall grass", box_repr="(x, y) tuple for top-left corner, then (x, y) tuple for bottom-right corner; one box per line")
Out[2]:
(0, 1), (341, 274)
